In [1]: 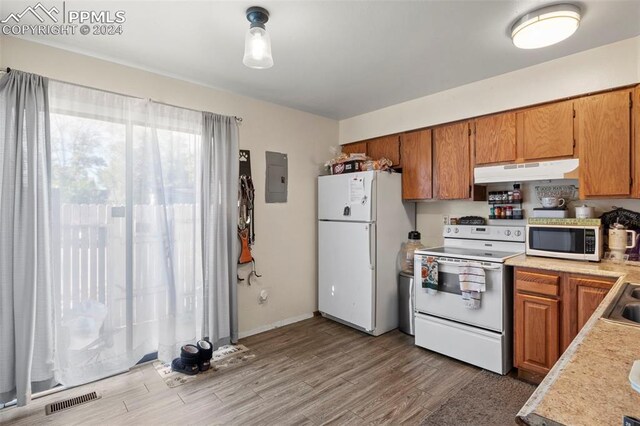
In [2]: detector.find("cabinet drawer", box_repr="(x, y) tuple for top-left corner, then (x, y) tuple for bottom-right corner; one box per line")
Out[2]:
(415, 314), (509, 374)
(515, 269), (560, 297)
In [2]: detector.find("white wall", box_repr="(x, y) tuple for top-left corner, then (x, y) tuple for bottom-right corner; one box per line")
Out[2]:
(416, 181), (640, 248)
(340, 36), (640, 144)
(0, 36), (338, 337)
(337, 36), (640, 246)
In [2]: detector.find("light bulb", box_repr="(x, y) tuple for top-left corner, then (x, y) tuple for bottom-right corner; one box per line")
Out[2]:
(243, 26), (273, 69)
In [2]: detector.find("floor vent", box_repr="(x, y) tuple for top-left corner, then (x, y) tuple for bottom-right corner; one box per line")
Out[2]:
(45, 391), (101, 415)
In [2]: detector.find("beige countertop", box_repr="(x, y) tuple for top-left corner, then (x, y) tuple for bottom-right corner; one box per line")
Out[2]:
(507, 255), (640, 426)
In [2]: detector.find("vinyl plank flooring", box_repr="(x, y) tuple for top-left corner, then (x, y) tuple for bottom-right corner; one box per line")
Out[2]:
(360, 387), (429, 425)
(320, 409), (369, 426)
(177, 383), (224, 406)
(0, 317), (486, 426)
(416, 359), (480, 397)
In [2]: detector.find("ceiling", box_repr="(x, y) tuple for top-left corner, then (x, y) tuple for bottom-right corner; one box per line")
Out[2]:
(2, 1), (640, 119)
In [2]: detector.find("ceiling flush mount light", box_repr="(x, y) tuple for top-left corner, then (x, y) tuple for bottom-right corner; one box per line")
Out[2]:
(511, 4), (581, 49)
(243, 6), (273, 69)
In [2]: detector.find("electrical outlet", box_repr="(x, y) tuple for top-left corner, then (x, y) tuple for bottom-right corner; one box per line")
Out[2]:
(443, 215), (449, 225)
(258, 287), (271, 305)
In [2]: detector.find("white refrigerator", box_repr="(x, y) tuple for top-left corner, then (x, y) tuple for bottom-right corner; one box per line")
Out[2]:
(318, 171), (415, 336)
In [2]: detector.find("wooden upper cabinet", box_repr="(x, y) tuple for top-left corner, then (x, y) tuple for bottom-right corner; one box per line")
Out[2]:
(561, 274), (615, 351)
(474, 112), (517, 165)
(518, 101), (574, 161)
(514, 292), (560, 376)
(400, 129), (432, 200)
(341, 141), (367, 156)
(434, 122), (471, 200)
(367, 135), (400, 166)
(577, 90), (632, 198)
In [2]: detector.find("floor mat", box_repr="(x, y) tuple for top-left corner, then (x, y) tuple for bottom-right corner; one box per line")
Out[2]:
(422, 370), (536, 426)
(153, 344), (254, 388)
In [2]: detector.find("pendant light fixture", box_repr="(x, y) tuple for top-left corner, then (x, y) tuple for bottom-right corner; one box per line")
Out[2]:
(243, 6), (273, 69)
(511, 4), (581, 49)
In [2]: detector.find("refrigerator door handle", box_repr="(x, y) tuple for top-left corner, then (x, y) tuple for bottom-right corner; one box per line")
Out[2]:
(368, 225), (375, 270)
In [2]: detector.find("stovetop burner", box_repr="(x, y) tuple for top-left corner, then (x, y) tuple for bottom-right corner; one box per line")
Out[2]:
(416, 246), (524, 263)
(415, 224), (527, 263)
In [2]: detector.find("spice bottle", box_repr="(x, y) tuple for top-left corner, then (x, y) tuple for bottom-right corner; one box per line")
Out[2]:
(506, 206), (513, 219)
(513, 184), (522, 202)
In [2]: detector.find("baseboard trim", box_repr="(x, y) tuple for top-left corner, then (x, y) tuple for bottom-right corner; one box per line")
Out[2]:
(238, 312), (315, 339)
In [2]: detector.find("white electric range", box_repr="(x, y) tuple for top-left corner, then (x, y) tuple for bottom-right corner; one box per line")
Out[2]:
(413, 225), (525, 375)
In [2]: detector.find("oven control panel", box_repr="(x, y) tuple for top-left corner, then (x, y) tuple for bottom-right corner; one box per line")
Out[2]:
(443, 225), (526, 243)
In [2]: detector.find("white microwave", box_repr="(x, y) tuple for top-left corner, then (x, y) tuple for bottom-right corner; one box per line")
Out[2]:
(526, 223), (603, 262)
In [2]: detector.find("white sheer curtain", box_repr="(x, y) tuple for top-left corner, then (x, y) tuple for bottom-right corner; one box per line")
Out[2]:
(48, 81), (203, 386)
(0, 70), (56, 407)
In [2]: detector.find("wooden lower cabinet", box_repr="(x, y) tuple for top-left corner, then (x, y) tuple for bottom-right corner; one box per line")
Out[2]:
(513, 267), (616, 382)
(561, 275), (616, 351)
(514, 292), (560, 376)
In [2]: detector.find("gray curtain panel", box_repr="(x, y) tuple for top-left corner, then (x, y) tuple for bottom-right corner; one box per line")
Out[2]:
(201, 112), (239, 346)
(0, 70), (56, 406)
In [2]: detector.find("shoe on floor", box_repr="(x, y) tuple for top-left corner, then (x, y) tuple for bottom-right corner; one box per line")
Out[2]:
(171, 357), (199, 375)
(197, 339), (213, 371)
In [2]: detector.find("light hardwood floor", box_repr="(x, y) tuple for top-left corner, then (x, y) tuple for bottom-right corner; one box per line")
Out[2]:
(0, 316), (481, 425)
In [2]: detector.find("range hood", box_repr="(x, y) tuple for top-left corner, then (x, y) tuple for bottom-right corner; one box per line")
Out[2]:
(474, 158), (579, 184)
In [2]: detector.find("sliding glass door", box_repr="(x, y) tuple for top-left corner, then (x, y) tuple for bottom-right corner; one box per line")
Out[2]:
(49, 82), (202, 386)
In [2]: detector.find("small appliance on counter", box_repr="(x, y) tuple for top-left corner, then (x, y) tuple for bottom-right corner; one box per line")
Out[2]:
(575, 204), (595, 219)
(608, 223), (638, 262)
(600, 207), (640, 262)
(526, 218), (603, 262)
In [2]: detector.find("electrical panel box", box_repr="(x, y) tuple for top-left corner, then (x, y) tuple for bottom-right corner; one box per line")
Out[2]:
(265, 151), (287, 203)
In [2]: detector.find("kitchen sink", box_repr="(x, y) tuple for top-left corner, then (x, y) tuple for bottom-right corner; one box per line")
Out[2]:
(604, 283), (640, 326)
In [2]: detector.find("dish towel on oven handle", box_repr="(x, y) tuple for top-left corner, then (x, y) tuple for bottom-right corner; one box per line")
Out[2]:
(420, 256), (439, 294)
(459, 261), (486, 310)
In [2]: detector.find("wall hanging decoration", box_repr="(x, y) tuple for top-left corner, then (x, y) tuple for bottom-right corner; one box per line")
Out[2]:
(238, 149), (261, 284)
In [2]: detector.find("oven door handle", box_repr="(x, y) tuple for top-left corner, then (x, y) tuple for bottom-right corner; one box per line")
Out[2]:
(437, 260), (462, 267)
(437, 259), (502, 271)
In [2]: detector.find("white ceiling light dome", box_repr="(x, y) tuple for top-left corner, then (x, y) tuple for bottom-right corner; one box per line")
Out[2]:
(511, 4), (581, 49)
